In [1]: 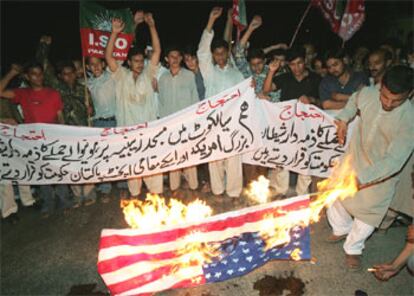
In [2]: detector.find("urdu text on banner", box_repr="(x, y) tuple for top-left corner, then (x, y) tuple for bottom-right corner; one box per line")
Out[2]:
(0, 78), (352, 185)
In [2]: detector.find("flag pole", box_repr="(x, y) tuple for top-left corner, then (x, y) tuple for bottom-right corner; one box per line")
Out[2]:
(289, 1), (313, 48)
(82, 56), (92, 127)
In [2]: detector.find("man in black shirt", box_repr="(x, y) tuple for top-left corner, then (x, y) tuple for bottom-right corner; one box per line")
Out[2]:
(263, 47), (321, 198)
(263, 47), (321, 105)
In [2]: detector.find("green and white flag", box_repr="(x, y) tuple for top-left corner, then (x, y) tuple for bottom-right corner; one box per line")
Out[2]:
(80, 1), (134, 60)
(232, 0), (247, 40)
(232, 0), (247, 31)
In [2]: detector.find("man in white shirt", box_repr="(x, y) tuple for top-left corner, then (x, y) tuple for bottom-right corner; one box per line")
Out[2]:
(105, 13), (163, 198)
(86, 56), (119, 202)
(158, 46), (199, 192)
(327, 66), (414, 270)
(197, 7), (244, 200)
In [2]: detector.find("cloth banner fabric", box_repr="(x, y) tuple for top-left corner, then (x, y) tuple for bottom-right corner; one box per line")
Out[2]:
(0, 78), (351, 185)
(97, 195), (311, 296)
(0, 79), (261, 185)
(242, 99), (347, 178)
(80, 1), (135, 60)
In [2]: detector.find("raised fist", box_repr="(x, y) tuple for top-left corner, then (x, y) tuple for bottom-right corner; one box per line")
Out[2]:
(134, 10), (145, 25)
(210, 7), (223, 20)
(268, 59), (281, 73)
(10, 64), (23, 76)
(144, 13), (155, 27)
(249, 15), (262, 30)
(111, 18), (125, 34)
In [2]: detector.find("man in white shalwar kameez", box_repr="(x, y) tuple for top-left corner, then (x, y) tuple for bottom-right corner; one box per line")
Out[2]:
(158, 46), (200, 192)
(197, 7), (244, 199)
(105, 14), (163, 197)
(326, 66), (414, 270)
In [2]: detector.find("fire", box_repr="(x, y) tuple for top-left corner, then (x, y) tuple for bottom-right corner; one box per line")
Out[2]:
(121, 194), (219, 279)
(119, 156), (358, 267)
(290, 248), (302, 261)
(121, 193), (212, 230)
(309, 156), (358, 223)
(254, 156), (358, 253)
(173, 231), (221, 279)
(245, 175), (271, 204)
(258, 208), (311, 251)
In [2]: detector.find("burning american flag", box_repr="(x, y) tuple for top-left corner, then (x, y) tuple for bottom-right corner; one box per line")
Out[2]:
(97, 158), (358, 295)
(97, 195), (311, 295)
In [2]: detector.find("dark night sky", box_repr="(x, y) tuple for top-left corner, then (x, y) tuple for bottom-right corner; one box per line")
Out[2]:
(1, 1), (413, 72)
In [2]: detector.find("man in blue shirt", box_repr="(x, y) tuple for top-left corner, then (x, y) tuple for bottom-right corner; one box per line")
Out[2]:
(319, 48), (369, 110)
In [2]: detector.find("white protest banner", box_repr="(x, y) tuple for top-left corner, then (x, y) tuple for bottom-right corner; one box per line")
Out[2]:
(242, 99), (353, 178)
(0, 78), (261, 185)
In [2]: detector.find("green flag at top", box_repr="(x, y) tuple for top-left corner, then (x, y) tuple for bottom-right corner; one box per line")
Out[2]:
(80, 1), (134, 60)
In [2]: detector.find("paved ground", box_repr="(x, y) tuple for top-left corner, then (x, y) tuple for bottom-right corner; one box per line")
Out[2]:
(1, 187), (413, 296)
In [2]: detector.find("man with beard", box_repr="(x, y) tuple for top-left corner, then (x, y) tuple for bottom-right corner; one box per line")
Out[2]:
(319, 48), (369, 110)
(327, 65), (414, 270)
(368, 48), (392, 88)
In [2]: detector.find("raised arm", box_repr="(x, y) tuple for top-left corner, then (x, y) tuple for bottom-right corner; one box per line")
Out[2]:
(234, 16), (262, 78)
(144, 13), (161, 67)
(197, 7), (223, 75)
(0, 64), (22, 99)
(263, 43), (289, 54)
(35, 35), (60, 89)
(240, 15), (262, 48)
(262, 60), (281, 95)
(206, 7), (222, 33)
(105, 18), (125, 73)
(223, 8), (233, 43)
(133, 10), (144, 30)
(132, 10), (144, 44)
(35, 35), (52, 70)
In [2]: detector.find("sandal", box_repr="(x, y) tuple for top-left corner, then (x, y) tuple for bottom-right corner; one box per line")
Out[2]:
(345, 254), (362, 271)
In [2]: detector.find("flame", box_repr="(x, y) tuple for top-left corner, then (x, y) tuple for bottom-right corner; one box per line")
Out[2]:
(121, 193), (212, 230)
(258, 208), (311, 251)
(245, 175), (271, 204)
(119, 155), (358, 269)
(173, 231), (221, 279)
(255, 156), (359, 253)
(121, 194), (219, 280)
(290, 248), (302, 261)
(309, 156), (358, 223)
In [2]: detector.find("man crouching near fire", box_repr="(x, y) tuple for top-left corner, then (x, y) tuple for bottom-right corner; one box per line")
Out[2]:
(326, 65), (414, 270)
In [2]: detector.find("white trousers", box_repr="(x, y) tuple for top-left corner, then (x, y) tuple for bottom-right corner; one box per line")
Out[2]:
(169, 166), (198, 191)
(128, 174), (163, 197)
(268, 167), (312, 195)
(327, 200), (375, 255)
(209, 155), (242, 198)
(0, 184), (35, 218)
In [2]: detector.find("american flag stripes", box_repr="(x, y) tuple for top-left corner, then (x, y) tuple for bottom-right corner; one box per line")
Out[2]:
(97, 195), (311, 295)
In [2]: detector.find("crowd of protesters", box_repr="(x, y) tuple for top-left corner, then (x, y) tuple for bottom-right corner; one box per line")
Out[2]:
(0, 7), (413, 276)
